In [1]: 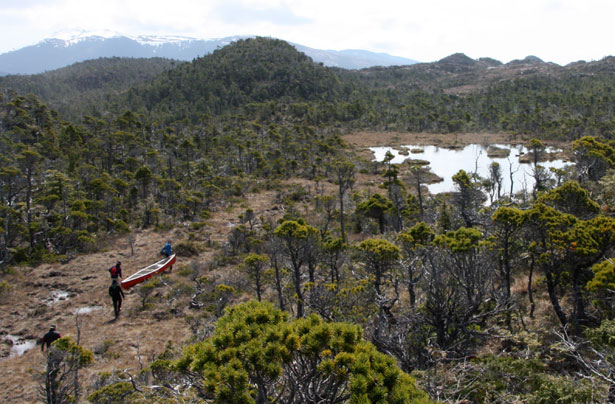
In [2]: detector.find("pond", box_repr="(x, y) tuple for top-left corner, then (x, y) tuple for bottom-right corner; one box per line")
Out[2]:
(369, 143), (571, 194)
(43, 290), (70, 306)
(74, 305), (103, 314)
(4, 335), (37, 358)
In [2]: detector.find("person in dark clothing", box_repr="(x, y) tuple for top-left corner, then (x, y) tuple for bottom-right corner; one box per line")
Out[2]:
(160, 240), (173, 271)
(109, 279), (125, 318)
(160, 241), (172, 257)
(109, 261), (122, 280)
(41, 324), (61, 352)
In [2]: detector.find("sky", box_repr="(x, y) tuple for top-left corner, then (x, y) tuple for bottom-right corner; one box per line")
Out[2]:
(1, 0), (614, 65)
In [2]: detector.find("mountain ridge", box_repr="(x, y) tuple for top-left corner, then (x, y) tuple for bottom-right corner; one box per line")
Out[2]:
(0, 33), (418, 75)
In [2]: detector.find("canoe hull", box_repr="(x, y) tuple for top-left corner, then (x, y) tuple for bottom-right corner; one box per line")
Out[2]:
(121, 254), (176, 290)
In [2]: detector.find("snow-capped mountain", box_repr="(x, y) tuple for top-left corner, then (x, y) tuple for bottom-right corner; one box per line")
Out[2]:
(0, 32), (417, 75)
(49, 29), (198, 46)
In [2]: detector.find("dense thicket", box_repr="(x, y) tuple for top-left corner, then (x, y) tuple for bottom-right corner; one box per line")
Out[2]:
(0, 57), (180, 119)
(82, 133), (615, 403)
(338, 56), (615, 138)
(4, 38), (615, 140)
(117, 43), (615, 138)
(0, 89), (345, 265)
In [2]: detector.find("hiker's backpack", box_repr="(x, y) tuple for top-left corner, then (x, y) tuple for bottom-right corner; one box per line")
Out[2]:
(110, 266), (119, 278)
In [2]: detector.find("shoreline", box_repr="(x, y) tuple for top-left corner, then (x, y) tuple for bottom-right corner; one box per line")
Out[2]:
(342, 131), (572, 161)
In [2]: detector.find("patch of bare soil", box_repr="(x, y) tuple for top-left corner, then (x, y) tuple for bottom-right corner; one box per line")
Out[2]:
(343, 131), (527, 148)
(0, 186), (287, 404)
(0, 229), (194, 404)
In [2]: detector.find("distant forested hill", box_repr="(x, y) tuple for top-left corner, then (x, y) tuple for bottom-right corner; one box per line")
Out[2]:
(121, 37), (355, 122)
(2, 37), (615, 139)
(334, 54), (615, 138)
(0, 57), (181, 119)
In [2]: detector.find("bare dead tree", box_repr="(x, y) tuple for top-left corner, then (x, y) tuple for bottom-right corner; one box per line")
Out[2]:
(136, 336), (144, 371)
(508, 157), (519, 199)
(408, 166), (426, 220)
(267, 238), (287, 311)
(74, 313), (82, 403)
(527, 253), (536, 319)
(40, 337), (92, 404)
(128, 233), (137, 256)
(333, 161), (355, 243)
(555, 326), (615, 402)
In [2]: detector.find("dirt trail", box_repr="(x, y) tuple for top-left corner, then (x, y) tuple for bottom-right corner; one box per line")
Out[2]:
(0, 229), (190, 403)
(0, 185), (284, 403)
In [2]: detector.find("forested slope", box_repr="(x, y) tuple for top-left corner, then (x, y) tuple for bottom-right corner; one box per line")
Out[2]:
(0, 39), (353, 266)
(124, 37), (351, 120)
(4, 38), (615, 139)
(0, 57), (181, 119)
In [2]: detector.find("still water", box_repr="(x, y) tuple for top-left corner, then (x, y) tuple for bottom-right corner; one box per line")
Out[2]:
(370, 144), (571, 194)
(4, 335), (37, 358)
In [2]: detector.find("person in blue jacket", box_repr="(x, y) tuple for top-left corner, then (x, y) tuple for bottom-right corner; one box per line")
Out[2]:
(160, 240), (173, 271)
(160, 240), (172, 257)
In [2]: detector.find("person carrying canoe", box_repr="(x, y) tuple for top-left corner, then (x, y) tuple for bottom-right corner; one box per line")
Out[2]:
(160, 240), (173, 271)
(109, 261), (122, 280)
(40, 324), (61, 352)
(109, 279), (125, 319)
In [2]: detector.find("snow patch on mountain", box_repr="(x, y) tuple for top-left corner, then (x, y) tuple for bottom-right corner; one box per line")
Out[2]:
(48, 29), (200, 47)
(0, 32), (418, 75)
(49, 28), (122, 45)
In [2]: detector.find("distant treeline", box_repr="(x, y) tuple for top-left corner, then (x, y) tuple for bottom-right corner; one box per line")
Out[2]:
(2, 38), (615, 140)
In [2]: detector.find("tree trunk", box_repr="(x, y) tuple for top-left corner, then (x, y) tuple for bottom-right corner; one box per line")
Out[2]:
(571, 265), (587, 331)
(25, 167), (34, 252)
(3, 203), (10, 263)
(415, 175), (424, 220)
(378, 215), (385, 234)
(339, 191), (346, 243)
(528, 255), (535, 319)
(255, 272), (262, 302)
(274, 265), (285, 311)
(545, 271), (568, 328)
(408, 283), (416, 308)
(502, 239), (512, 330)
(293, 264), (304, 318)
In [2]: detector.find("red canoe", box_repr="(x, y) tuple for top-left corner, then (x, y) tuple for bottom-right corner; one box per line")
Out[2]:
(121, 254), (176, 289)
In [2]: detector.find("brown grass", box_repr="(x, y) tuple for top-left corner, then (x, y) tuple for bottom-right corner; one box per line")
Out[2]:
(342, 131), (529, 149)
(0, 132), (574, 402)
(0, 184), (290, 403)
(511, 273), (563, 331)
